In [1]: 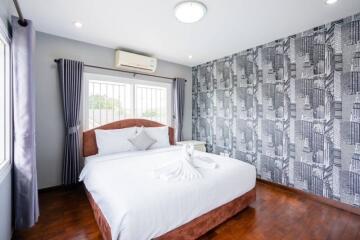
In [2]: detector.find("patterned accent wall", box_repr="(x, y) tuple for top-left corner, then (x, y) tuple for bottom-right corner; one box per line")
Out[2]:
(192, 13), (360, 207)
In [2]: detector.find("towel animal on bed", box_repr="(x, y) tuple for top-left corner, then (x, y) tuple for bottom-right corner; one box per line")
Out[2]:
(153, 144), (217, 181)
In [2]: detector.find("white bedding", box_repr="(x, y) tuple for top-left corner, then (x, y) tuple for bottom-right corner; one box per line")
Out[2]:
(80, 146), (256, 240)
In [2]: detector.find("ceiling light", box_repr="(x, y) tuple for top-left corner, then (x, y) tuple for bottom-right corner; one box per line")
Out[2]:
(73, 21), (83, 28)
(175, 1), (207, 23)
(324, 0), (338, 5)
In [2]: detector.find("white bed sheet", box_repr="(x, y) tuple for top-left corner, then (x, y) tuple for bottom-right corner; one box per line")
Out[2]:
(80, 146), (256, 240)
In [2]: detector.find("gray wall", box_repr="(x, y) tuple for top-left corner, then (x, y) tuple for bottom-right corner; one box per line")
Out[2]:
(0, 172), (12, 240)
(0, 0), (11, 24)
(35, 32), (192, 189)
(0, 0), (12, 239)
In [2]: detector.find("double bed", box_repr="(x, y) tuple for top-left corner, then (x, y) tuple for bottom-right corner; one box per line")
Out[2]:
(81, 119), (256, 240)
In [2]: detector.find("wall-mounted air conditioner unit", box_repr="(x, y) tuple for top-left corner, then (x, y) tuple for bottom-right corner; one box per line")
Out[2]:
(115, 50), (157, 73)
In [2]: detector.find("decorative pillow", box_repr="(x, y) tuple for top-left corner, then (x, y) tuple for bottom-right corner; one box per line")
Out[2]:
(136, 126), (170, 149)
(95, 127), (137, 155)
(128, 129), (157, 150)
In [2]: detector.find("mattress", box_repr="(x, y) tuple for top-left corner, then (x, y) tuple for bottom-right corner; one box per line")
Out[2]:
(79, 146), (256, 240)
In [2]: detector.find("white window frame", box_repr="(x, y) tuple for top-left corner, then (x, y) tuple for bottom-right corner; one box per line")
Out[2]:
(0, 19), (12, 183)
(83, 73), (172, 130)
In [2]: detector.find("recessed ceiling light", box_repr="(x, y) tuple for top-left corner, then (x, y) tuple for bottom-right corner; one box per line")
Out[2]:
(188, 55), (193, 59)
(73, 21), (83, 28)
(324, 0), (338, 5)
(175, 1), (207, 23)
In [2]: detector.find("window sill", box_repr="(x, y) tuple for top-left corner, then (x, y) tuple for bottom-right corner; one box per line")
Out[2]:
(0, 163), (11, 184)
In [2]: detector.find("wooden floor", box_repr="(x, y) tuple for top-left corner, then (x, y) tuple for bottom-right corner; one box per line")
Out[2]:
(13, 181), (360, 240)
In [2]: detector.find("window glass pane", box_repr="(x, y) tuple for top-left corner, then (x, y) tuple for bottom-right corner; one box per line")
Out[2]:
(134, 84), (168, 124)
(0, 39), (5, 165)
(87, 79), (132, 129)
(84, 74), (171, 130)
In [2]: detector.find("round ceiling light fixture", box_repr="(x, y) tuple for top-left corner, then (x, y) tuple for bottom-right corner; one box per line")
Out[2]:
(175, 1), (207, 23)
(73, 21), (83, 28)
(324, 0), (338, 5)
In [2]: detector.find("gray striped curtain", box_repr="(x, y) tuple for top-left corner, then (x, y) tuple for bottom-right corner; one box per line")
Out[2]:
(57, 59), (83, 185)
(173, 78), (186, 141)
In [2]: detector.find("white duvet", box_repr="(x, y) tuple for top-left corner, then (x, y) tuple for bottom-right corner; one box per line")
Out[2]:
(80, 146), (256, 240)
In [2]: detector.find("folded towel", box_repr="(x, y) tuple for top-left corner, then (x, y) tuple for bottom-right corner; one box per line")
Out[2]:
(152, 144), (201, 181)
(153, 157), (202, 181)
(153, 145), (219, 181)
(193, 156), (218, 169)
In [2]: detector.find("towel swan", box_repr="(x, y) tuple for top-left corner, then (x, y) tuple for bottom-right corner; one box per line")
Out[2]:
(153, 145), (217, 181)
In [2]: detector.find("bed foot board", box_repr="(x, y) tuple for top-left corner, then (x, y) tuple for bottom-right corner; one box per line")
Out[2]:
(85, 189), (112, 240)
(155, 188), (256, 240)
(86, 187), (256, 240)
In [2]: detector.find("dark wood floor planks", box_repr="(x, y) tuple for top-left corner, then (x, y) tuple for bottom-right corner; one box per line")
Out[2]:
(13, 182), (360, 240)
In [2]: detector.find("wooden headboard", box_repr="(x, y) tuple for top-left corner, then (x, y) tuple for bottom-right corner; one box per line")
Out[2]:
(83, 119), (175, 157)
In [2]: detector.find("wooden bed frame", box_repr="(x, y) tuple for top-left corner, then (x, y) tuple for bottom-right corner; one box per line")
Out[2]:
(82, 119), (256, 240)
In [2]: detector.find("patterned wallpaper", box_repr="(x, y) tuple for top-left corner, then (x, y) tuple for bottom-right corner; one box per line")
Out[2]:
(192, 13), (360, 207)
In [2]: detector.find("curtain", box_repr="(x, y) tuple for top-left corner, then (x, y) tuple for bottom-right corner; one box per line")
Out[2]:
(12, 16), (39, 229)
(173, 78), (186, 141)
(57, 59), (83, 185)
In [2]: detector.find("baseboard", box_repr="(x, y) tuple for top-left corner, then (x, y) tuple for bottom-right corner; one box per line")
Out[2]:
(257, 178), (360, 216)
(38, 183), (81, 193)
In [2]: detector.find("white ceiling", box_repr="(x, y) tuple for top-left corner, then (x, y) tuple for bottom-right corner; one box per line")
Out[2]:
(12, 0), (360, 66)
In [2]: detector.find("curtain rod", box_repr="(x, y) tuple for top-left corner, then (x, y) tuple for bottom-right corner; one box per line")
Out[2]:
(13, 0), (27, 26)
(54, 59), (186, 82)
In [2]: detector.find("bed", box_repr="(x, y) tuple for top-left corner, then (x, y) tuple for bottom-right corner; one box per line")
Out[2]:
(81, 119), (256, 240)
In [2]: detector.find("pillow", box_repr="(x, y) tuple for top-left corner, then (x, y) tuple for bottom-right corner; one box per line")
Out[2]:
(128, 129), (157, 150)
(95, 127), (137, 155)
(136, 126), (170, 149)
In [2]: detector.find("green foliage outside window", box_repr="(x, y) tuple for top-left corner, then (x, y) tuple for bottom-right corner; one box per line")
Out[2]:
(89, 95), (119, 109)
(142, 110), (159, 117)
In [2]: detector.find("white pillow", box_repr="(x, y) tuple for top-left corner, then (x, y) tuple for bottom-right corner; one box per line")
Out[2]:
(137, 126), (170, 149)
(95, 127), (137, 155)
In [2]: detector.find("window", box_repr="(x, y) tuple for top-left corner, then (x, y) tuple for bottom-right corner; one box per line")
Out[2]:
(0, 26), (11, 170)
(83, 73), (172, 130)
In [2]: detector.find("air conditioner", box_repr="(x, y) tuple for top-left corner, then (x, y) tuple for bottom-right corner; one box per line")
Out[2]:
(115, 50), (157, 73)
